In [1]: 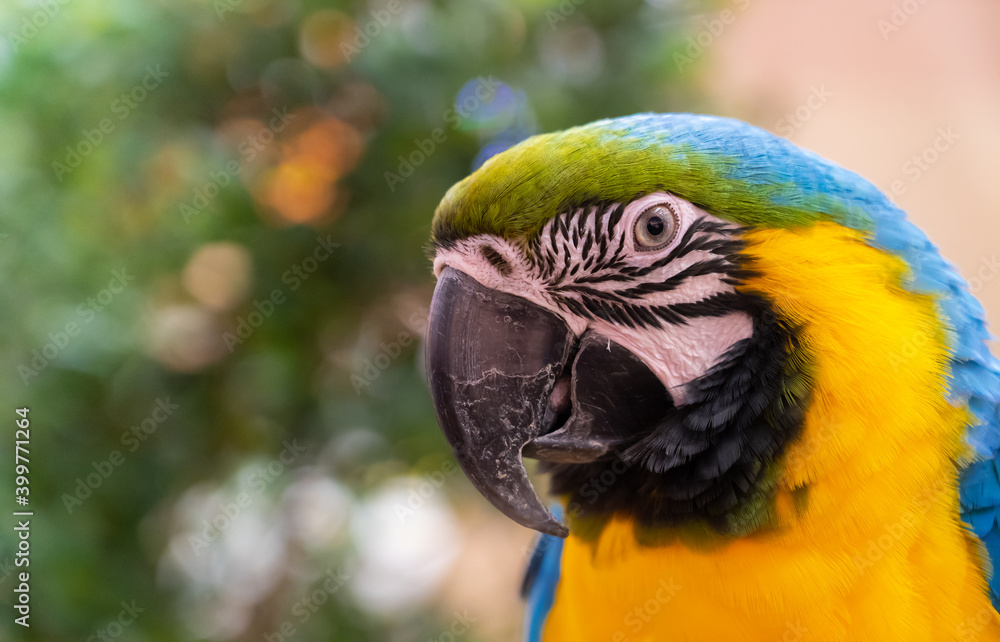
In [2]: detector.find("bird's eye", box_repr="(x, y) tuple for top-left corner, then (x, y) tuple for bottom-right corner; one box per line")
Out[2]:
(633, 204), (679, 251)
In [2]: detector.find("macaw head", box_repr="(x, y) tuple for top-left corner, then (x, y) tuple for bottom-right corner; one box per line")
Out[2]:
(424, 113), (988, 539)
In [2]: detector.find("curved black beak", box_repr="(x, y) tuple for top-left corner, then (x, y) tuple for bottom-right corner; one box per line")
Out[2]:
(426, 268), (574, 537)
(426, 268), (672, 537)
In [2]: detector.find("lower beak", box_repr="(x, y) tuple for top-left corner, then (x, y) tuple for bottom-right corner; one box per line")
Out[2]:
(426, 268), (672, 537)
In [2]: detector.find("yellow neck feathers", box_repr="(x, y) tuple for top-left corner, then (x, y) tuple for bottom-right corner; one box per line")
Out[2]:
(544, 223), (999, 641)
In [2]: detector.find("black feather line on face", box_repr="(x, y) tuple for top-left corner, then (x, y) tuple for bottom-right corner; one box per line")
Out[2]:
(524, 200), (811, 538)
(437, 197), (810, 537)
(533, 203), (749, 329)
(543, 295), (811, 538)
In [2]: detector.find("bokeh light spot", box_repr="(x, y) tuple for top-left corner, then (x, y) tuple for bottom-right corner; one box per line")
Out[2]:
(182, 242), (254, 312)
(254, 116), (363, 225)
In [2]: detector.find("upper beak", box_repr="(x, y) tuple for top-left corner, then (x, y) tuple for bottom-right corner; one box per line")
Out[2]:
(426, 268), (672, 537)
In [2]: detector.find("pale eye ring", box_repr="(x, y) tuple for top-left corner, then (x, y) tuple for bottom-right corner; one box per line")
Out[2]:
(633, 203), (680, 251)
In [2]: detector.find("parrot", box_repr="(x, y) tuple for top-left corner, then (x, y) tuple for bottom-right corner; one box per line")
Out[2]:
(423, 113), (1000, 641)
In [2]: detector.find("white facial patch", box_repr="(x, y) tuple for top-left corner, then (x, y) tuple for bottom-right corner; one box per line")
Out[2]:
(432, 192), (754, 405)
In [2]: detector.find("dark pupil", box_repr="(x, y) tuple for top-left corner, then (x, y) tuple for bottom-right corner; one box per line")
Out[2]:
(646, 216), (664, 237)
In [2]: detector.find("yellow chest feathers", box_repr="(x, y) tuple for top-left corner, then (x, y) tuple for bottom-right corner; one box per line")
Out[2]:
(544, 224), (1000, 641)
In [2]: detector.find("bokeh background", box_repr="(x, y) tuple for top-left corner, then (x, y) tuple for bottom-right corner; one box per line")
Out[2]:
(1, 0), (998, 640)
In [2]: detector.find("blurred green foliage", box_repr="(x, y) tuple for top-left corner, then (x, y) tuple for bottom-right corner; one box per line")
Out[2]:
(0, 0), (704, 639)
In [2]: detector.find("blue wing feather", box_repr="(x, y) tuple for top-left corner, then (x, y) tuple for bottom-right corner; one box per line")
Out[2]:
(822, 152), (1000, 606)
(522, 505), (564, 642)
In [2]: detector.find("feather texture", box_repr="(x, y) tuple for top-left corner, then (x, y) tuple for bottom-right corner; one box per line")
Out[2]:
(430, 113), (1000, 638)
(544, 222), (1000, 640)
(523, 505), (564, 642)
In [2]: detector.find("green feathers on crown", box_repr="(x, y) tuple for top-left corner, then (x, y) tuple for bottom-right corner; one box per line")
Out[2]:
(430, 114), (877, 246)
